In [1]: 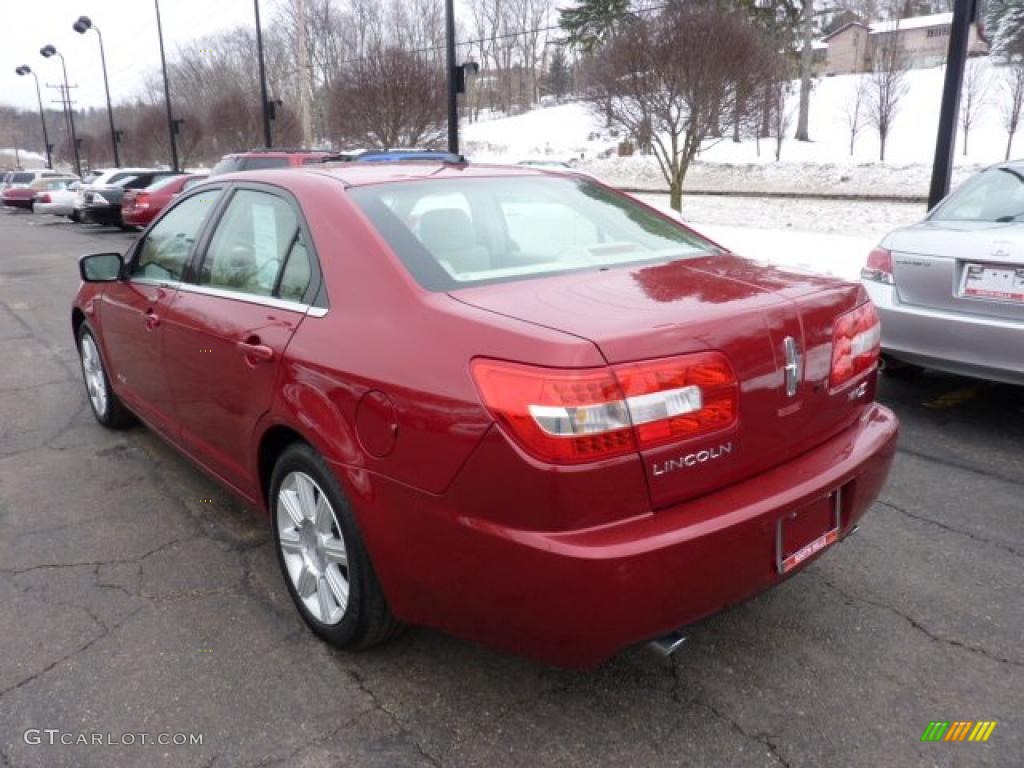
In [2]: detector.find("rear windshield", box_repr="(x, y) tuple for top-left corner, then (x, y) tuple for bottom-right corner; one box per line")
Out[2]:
(349, 177), (717, 291)
(932, 167), (1024, 222)
(145, 174), (185, 192)
(210, 156), (290, 175)
(11, 173), (33, 184)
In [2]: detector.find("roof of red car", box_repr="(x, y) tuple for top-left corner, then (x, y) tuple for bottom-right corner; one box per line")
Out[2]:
(227, 161), (562, 189)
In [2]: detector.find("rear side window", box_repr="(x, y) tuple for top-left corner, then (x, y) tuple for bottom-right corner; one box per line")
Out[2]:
(198, 190), (300, 297)
(131, 190), (223, 281)
(278, 232), (313, 301)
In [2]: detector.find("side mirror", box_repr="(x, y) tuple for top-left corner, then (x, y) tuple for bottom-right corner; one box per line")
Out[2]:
(79, 252), (123, 282)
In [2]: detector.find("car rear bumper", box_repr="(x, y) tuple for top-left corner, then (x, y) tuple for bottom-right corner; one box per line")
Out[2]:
(2, 198), (32, 210)
(81, 204), (122, 225)
(122, 208), (155, 227)
(33, 202), (74, 216)
(865, 281), (1024, 385)
(346, 402), (898, 668)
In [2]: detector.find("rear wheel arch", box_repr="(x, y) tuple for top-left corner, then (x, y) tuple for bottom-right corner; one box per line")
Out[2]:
(257, 425), (309, 511)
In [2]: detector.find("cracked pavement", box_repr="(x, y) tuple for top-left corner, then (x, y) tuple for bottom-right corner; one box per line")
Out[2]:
(0, 210), (1021, 767)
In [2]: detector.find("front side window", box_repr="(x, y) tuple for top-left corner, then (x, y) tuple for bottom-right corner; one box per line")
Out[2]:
(131, 190), (223, 281)
(349, 177), (717, 291)
(198, 190), (301, 297)
(932, 168), (1024, 223)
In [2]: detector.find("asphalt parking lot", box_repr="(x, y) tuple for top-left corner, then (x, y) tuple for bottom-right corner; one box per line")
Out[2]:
(0, 208), (1021, 768)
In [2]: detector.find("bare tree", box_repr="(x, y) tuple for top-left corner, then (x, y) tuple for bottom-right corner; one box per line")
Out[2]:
(866, 27), (909, 162)
(1002, 57), (1024, 160)
(328, 46), (446, 148)
(842, 76), (869, 156)
(960, 58), (990, 156)
(586, 5), (775, 211)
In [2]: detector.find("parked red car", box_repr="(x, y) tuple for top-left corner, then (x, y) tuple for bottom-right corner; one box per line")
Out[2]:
(122, 173), (209, 228)
(71, 164), (898, 667)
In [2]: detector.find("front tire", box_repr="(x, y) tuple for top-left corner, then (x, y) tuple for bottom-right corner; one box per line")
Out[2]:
(77, 324), (133, 428)
(270, 443), (401, 650)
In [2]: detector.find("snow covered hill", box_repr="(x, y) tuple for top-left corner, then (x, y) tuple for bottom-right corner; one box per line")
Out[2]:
(463, 60), (1016, 196)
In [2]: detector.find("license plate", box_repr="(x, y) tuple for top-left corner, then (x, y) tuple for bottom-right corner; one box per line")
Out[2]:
(961, 263), (1024, 304)
(776, 489), (842, 575)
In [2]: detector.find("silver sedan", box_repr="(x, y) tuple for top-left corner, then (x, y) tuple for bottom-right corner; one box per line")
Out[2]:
(862, 163), (1024, 386)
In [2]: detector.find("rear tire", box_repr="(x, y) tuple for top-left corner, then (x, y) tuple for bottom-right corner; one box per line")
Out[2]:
(270, 442), (402, 650)
(77, 324), (134, 428)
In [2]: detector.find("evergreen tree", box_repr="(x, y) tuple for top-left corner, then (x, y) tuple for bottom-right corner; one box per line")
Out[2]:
(988, 0), (1024, 59)
(546, 46), (572, 101)
(558, 0), (636, 54)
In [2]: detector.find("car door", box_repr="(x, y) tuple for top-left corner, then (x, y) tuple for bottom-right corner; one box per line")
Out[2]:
(161, 185), (322, 495)
(99, 188), (224, 437)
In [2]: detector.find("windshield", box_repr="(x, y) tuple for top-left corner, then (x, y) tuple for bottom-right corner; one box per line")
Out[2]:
(932, 167), (1024, 223)
(349, 177), (718, 291)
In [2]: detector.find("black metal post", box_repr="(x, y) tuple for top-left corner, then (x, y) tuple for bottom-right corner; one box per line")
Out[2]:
(17, 67), (52, 169)
(254, 0), (273, 148)
(445, 0), (458, 154)
(57, 55), (82, 177)
(31, 72), (53, 169)
(928, 0), (975, 210)
(154, 0), (179, 172)
(94, 28), (121, 167)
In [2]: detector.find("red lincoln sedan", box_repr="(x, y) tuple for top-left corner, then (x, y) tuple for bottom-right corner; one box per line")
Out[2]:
(71, 164), (898, 667)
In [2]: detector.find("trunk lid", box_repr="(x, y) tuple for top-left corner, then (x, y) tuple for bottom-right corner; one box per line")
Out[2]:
(888, 221), (1024, 322)
(453, 255), (869, 509)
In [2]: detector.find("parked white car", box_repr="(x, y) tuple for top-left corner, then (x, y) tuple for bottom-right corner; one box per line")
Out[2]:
(33, 178), (81, 217)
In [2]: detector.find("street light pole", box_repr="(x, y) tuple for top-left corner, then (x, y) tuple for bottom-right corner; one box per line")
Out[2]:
(254, 0), (273, 148)
(15, 66), (52, 169)
(445, 0), (458, 154)
(153, 0), (179, 171)
(40, 46), (81, 177)
(74, 17), (121, 167)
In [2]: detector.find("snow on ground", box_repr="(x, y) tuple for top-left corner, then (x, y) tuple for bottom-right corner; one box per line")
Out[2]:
(633, 193), (924, 281)
(463, 60), (1013, 197)
(0, 148), (46, 169)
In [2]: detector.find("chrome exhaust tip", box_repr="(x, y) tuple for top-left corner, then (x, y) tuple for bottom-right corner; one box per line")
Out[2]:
(648, 629), (687, 657)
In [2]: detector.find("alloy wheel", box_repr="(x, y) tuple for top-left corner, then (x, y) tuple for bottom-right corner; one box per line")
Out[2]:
(275, 471), (350, 625)
(80, 333), (108, 418)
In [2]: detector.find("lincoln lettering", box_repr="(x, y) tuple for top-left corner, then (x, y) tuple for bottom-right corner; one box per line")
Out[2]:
(651, 443), (734, 476)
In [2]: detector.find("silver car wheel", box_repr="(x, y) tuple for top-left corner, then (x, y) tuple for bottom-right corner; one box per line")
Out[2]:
(80, 334), (108, 418)
(276, 471), (350, 626)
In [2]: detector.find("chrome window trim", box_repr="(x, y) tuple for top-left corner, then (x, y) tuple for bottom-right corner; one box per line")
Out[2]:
(127, 277), (330, 317)
(175, 282), (310, 313)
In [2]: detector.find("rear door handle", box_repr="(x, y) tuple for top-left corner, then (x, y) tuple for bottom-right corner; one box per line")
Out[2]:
(144, 309), (160, 329)
(236, 339), (275, 364)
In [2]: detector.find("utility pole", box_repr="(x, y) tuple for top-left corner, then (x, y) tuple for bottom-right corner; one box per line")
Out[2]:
(154, 0), (180, 171)
(294, 0), (314, 147)
(928, 0), (977, 210)
(445, 0), (458, 153)
(254, 0), (273, 148)
(46, 82), (79, 174)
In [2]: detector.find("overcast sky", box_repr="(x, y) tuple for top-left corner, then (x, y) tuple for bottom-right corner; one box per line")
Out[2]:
(3, 0), (254, 111)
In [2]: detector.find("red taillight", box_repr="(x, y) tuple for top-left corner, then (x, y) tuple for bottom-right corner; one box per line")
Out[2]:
(861, 247), (894, 284)
(471, 352), (739, 464)
(37, 193), (51, 204)
(829, 302), (881, 390)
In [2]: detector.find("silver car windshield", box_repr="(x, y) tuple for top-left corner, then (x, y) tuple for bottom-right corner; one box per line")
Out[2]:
(932, 167), (1024, 223)
(349, 176), (718, 291)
